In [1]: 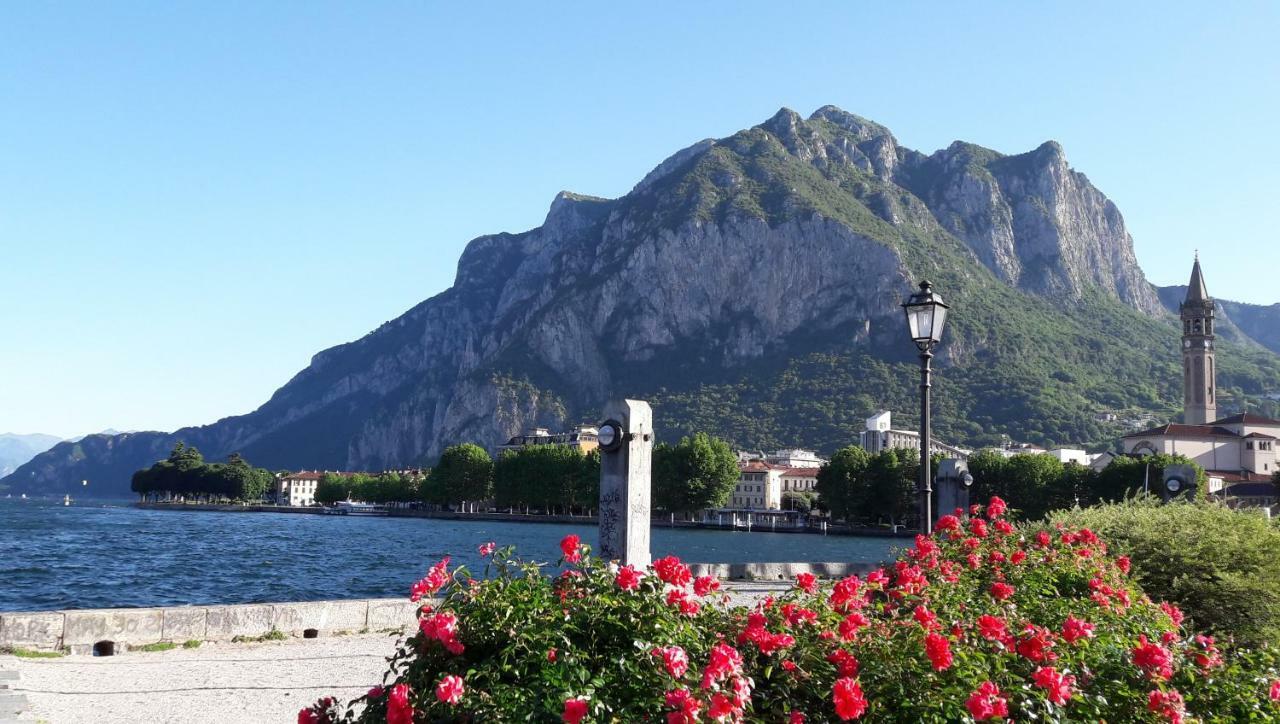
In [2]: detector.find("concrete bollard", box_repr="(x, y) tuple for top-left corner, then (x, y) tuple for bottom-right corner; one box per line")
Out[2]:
(596, 399), (653, 568)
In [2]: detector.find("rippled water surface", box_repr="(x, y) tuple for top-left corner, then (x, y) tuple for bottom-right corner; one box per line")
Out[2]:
(0, 499), (898, 611)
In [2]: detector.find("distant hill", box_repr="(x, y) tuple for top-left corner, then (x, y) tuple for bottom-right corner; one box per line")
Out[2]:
(7, 105), (1280, 498)
(0, 433), (63, 479)
(1157, 285), (1280, 355)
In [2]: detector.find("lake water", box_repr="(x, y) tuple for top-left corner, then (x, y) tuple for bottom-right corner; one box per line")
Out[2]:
(0, 499), (899, 612)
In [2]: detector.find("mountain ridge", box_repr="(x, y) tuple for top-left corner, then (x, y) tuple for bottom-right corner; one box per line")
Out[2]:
(7, 105), (1280, 497)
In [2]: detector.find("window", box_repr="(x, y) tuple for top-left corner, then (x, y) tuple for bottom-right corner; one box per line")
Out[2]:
(1247, 442), (1255, 450)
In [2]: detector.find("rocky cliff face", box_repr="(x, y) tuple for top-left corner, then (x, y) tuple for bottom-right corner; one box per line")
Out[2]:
(11, 105), (1260, 497)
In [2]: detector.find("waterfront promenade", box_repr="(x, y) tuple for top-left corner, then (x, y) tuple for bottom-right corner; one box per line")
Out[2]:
(0, 582), (791, 723)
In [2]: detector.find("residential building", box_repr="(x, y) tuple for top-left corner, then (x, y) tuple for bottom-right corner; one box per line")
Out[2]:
(497, 425), (600, 454)
(728, 461), (783, 510)
(1046, 448), (1099, 466)
(858, 410), (970, 459)
(779, 467), (819, 497)
(277, 471), (325, 506)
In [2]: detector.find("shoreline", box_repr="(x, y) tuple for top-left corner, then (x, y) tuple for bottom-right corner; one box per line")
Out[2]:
(132, 501), (915, 538)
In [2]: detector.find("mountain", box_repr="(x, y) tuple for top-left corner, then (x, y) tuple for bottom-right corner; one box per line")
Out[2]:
(1157, 285), (1280, 355)
(0, 433), (63, 479)
(7, 105), (1280, 498)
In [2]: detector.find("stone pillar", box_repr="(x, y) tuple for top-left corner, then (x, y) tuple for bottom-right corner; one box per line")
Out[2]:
(597, 399), (653, 567)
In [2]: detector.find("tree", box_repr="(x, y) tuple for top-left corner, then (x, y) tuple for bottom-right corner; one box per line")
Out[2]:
(1092, 453), (1205, 503)
(434, 443), (494, 505)
(315, 474), (350, 505)
(781, 491), (814, 513)
(815, 446), (871, 522)
(653, 433), (739, 514)
(863, 448), (918, 529)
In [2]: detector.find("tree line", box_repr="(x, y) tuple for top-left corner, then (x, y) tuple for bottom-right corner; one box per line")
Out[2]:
(421, 432), (742, 515)
(314, 471), (421, 505)
(131, 443), (274, 502)
(816, 445), (1210, 526)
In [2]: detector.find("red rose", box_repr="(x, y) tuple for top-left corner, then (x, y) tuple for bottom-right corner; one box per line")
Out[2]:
(839, 612), (870, 642)
(976, 614), (1007, 642)
(924, 632), (953, 671)
(832, 677), (867, 720)
(659, 645), (689, 678)
(986, 496), (1007, 519)
(562, 697), (589, 723)
(989, 581), (1015, 601)
(435, 675), (464, 706)
(387, 683), (414, 724)
(693, 575), (721, 597)
(795, 571), (818, 594)
(654, 555), (693, 587)
(965, 681), (1008, 721)
(1133, 635), (1174, 680)
(1269, 679), (1280, 702)
(826, 648), (860, 677)
(912, 605), (940, 631)
(615, 564), (642, 591)
(1033, 666), (1075, 705)
(936, 514), (961, 531)
(560, 534), (582, 563)
(1061, 616), (1095, 644)
(1148, 689), (1185, 723)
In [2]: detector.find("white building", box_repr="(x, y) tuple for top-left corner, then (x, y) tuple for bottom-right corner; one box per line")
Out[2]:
(277, 471), (325, 506)
(729, 461), (783, 509)
(859, 410), (970, 459)
(765, 449), (826, 468)
(1046, 448), (1101, 466)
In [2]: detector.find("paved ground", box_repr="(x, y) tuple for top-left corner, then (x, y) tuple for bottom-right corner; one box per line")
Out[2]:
(3, 635), (399, 724)
(2, 583), (792, 723)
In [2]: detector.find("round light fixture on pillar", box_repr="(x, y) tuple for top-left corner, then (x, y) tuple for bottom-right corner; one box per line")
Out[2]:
(597, 419), (625, 453)
(902, 280), (951, 535)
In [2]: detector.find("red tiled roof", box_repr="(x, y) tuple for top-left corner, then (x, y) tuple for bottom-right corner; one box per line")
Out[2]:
(1212, 413), (1280, 426)
(739, 461), (778, 472)
(779, 467), (821, 477)
(1243, 432), (1278, 439)
(1123, 424), (1240, 439)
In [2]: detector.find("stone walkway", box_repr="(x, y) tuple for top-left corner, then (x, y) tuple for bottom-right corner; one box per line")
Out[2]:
(0, 667), (25, 724)
(2, 583), (794, 723)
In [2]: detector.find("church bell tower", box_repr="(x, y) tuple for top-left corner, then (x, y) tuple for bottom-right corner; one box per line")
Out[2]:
(1181, 255), (1216, 425)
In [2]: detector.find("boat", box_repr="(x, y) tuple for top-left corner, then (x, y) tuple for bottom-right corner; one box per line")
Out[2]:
(332, 501), (390, 517)
(63, 494), (71, 506)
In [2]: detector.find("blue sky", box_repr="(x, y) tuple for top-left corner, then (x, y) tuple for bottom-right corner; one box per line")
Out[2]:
(2, 2), (1277, 438)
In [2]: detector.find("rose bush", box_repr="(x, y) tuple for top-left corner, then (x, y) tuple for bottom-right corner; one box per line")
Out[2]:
(306, 499), (1280, 722)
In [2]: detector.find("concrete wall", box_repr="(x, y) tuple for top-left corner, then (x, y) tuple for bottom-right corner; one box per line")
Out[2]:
(0, 598), (422, 654)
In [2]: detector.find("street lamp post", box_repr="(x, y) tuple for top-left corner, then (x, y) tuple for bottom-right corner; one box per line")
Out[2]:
(902, 280), (950, 535)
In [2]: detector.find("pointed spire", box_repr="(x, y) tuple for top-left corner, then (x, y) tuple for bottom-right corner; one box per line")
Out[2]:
(1186, 255), (1209, 302)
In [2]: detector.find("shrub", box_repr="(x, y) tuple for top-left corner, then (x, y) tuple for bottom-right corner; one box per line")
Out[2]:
(305, 504), (1280, 722)
(1050, 497), (1280, 647)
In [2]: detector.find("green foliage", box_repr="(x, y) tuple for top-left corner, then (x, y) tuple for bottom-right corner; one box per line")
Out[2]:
(780, 491), (814, 513)
(1, 646), (65, 658)
(313, 514), (1280, 722)
(434, 443), (494, 504)
(130, 444), (275, 502)
(1050, 498), (1280, 647)
(316, 471), (421, 505)
(653, 432), (739, 513)
(815, 447), (922, 527)
(182, 639), (202, 649)
(134, 641), (177, 652)
(493, 445), (598, 513)
(965, 451), (1206, 521)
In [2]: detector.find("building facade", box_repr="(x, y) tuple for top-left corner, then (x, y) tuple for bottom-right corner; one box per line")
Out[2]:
(497, 425), (600, 454)
(729, 461), (783, 509)
(1120, 258), (1278, 503)
(859, 410), (970, 459)
(277, 471), (325, 506)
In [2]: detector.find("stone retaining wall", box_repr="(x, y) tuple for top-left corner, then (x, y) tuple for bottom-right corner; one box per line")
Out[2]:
(0, 598), (421, 655)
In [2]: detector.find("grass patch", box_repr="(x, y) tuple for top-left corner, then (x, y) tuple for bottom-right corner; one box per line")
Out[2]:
(182, 639), (202, 649)
(2, 645), (65, 658)
(231, 628), (287, 644)
(134, 641), (177, 652)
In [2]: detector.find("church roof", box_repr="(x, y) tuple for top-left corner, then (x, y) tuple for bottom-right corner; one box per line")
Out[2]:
(1123, 423), (1241, 439)
(1243, 432), (1279, 440)
(1185, 257), (1210, 302)
(1211, 412), (1280, 426)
